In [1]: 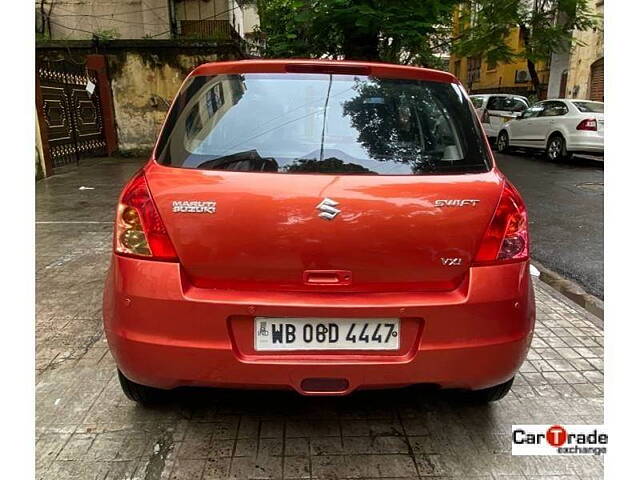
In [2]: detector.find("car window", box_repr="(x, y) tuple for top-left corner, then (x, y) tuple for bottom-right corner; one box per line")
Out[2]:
(471, 97), (485, 108)
(572, 101), (604, 113)
(503, 98), (528, 113)
(486, 96), (527, 113)
(541, 101), (569, 117)
(486, 96), (503, 110)
(156, 73), (490, 175)
(521, 105), (544, 119)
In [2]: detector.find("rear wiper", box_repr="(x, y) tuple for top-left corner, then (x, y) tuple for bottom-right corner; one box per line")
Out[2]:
(195, 150), (278, 172)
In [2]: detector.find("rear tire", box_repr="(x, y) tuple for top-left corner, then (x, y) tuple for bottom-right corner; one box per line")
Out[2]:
(459, 377), (514, 403)
(496, 131), (510, 153)
(118, 369), (168, 405)
(546, 134), (572, 162)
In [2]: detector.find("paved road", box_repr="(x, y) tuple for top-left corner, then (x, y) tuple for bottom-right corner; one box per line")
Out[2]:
(495, 151), (604, 299)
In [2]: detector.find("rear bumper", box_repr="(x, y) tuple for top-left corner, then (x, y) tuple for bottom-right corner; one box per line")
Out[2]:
(103, 256), (535, 395)
(566, 133), (604, 154)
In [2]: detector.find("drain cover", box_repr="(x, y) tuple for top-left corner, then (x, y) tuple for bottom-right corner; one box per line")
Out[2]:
(576, 182), (604, 193)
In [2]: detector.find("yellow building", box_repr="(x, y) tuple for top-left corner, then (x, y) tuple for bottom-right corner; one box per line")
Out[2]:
(562, 0), (604, 101)
(449, 7), (550, 98)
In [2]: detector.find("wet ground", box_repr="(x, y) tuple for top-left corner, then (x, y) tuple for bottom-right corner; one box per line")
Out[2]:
(495, 152), (603, 299)
(36, 157), (604, 479)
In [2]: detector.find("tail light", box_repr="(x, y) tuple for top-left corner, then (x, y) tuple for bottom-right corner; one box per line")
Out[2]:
(114, 170), (178, 261)
(473, 181), (529, 265)
(481, 109), (490, 123)
(577, 118), (597, 131)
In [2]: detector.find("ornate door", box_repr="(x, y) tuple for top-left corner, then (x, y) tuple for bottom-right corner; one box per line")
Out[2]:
(37, 63), (108, 168)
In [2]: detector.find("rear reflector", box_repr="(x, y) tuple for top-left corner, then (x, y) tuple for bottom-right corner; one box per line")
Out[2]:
(301, 378), (349, 393)
(114, 170), (178, 261)
(473, 181), (529, 265)
(285, 63), (371, 76)
(577, 118), (597, 131)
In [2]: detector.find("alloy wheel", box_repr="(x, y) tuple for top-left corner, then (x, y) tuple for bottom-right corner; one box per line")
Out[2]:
(548, 137), (563, 161)
(497, 133), (508, 152)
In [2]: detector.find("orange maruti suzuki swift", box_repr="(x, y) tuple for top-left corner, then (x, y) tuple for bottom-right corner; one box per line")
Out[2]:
(103, 59), (535, 404)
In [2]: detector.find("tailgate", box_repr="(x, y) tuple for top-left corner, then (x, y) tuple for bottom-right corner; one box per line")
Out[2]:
(146, 163), (503, 293)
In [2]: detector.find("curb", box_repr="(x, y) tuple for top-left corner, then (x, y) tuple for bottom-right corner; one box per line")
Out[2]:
(574, 154), (604, 163)
(531, 260), (604, 321)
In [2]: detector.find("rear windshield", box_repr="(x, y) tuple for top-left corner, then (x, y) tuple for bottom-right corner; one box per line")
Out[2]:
(572, 101), (604, 113)
(156, 73), (490, 175)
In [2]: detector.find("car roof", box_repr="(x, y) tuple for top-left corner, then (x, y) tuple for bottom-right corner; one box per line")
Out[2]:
(471, 93), (527, 99)
(565, 99), (604, 104)
(190, 59), (457, 84)
(542, 98), (603, 104)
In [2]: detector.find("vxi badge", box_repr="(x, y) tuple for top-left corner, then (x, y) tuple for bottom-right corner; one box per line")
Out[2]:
(512, 425), (607, 456)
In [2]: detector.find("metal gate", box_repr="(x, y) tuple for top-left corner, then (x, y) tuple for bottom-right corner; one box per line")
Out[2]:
(37, 62), (108, 168)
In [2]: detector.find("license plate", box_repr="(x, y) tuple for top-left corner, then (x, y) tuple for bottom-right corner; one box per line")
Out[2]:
(254, 317), (400, 351)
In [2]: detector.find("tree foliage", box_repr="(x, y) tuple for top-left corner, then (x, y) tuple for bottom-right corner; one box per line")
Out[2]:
(452, 0), (598, 97)
(256, 0), (457, 67)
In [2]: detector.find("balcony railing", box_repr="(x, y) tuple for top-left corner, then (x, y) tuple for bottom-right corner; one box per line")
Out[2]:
(178, 20), (242, 42)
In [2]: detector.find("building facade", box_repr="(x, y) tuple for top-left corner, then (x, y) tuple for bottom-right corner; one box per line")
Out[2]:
(448, 7), (549, 99)
(547, 0), (604, 101)
(36, 0), (258, 41)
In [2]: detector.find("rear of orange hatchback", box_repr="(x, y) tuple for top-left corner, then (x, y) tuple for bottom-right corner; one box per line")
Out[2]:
(103, 60), (535, 404)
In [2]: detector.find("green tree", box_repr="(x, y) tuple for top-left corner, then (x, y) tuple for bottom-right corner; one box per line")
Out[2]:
(453, 0), (598, 98)
(256, 0), (457, 67)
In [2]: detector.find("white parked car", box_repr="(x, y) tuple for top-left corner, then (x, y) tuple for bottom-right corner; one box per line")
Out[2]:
(470, 94), (529, 139)
(495, 99), (604, 161)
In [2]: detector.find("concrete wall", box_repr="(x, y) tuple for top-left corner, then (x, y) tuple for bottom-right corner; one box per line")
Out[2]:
(175, 0), (229, 20)
(109, 51), (221, 153)
(565, 0), (604, 99)
(242, 3), (260, 36)
(40, 0), (255, 40)
(41, 0), (172, 39)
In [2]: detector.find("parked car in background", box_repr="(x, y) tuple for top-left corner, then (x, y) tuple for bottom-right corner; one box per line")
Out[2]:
(470, 94), (529, 140)
(495, 99), (604, 161)
(103, 59), (535, 405)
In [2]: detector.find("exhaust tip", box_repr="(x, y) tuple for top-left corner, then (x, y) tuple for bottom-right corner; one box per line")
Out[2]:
(300, 378), (349, 393)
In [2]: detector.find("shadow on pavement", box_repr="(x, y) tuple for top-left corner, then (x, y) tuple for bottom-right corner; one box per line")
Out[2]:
(138, 383), (495, 418)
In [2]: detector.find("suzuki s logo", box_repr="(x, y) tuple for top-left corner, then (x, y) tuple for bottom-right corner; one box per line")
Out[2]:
(316, 198), (341, 220)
